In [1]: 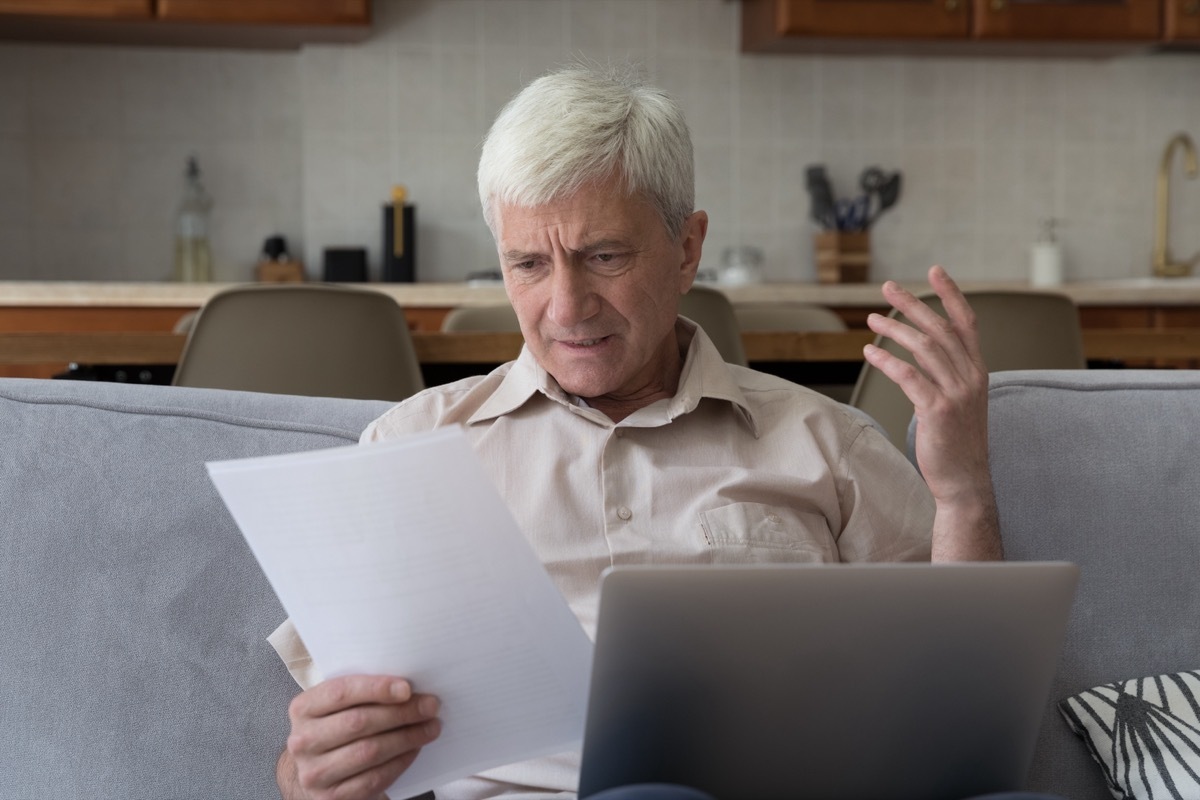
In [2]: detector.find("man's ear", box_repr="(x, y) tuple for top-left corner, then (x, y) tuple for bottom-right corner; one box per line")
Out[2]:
(678, 210), (708, 293)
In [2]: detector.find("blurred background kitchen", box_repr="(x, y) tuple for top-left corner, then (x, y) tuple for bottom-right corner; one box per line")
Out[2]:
(1, 0), (1198, 286)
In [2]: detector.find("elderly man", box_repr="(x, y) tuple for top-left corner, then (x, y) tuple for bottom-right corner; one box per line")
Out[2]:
(273, 65), (1003, 800)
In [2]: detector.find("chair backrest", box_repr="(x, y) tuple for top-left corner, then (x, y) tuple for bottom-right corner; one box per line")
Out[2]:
(172, 284), (425, 401)
(440, 304), (522, 332)
(849, 291), (1086, 449)
(984, 370), (1200, 797)
(441, 290), (750, 366)
(679, 284), (748, 367)
(733, 302), (847, 333)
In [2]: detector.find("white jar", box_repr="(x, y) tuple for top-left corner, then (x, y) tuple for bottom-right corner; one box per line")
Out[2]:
(719, 246), (764, 286)
(1030, 219), (1063, 287)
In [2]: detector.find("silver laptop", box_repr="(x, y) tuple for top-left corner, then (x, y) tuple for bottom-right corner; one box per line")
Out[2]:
(577, 562), (1078, 800)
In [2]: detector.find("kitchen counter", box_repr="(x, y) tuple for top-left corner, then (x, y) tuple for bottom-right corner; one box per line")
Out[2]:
(5, 279), (1200, 308)
(3, 278), (1199, 380)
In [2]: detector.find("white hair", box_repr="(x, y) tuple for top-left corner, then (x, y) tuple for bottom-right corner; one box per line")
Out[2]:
(477, 64), (695, 239)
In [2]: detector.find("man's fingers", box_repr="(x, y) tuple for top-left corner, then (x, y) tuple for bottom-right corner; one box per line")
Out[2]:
(294, 718), (442, 792)
(291, 675), (413, 721)
(314, 747), (424, 800)
(289, 694), (441, 756)
(873, 269), (984, 381)
(862, 342), (937, 410)
(865, 312), (965, 393)
(925, 265), (985, 367)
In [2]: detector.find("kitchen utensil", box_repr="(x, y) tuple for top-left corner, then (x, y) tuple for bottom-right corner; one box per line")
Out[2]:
(855, 167), (903, 227)
(858, 166), (887, 223)
(805, 165), (838, 230)
(873, 171), (902, 223)
(836, 195), (870, 232)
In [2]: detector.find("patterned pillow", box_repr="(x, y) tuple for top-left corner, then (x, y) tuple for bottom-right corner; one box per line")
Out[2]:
(1059, 670), (1200, 800)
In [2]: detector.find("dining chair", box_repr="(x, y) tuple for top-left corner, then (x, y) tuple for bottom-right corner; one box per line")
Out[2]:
(679, 284), (748, 367)
(733, 302), (851, 401)
(733, 302), (847, 334)
(849, 291), (1087, 450)
(172, 283), (425, 401)
(440, 288), (750, 365)
(439, 304), (522, 332)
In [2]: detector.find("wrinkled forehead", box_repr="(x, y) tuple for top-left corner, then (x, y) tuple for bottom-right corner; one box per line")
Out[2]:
(491, 186), (662, 249)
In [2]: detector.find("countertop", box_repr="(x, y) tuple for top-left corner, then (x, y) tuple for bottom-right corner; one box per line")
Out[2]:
(4, 279), (1200, 307)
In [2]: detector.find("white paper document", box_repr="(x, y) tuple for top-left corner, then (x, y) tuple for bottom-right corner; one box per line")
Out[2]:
(206, 426), (594, 799)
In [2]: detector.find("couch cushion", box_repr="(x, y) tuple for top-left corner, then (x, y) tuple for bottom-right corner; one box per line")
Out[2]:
(0, 378), (392, 800)
(1060, 669), (1200, 800)
(986, 370), (1200, 799)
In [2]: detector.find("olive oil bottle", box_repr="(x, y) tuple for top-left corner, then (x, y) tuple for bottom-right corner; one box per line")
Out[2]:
(173, 157), (213, 282)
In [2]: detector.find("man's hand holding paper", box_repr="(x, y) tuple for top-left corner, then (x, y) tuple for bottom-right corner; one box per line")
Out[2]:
(279, 675), (441, 800)
(206, 426), (594, 800)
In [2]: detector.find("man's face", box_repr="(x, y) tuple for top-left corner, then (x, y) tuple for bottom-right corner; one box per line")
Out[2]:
(493, 178), (706, 406)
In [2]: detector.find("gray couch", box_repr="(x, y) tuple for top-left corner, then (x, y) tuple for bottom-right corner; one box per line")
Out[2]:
(2, 370), (1197, 799)
(985, 370), (1200, 799)
(0, 378), (391, 799)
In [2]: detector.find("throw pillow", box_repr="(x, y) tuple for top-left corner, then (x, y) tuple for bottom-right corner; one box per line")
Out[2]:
(1059, 670), (1200, 800)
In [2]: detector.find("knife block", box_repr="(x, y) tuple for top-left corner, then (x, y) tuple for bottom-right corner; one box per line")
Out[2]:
(815, 231), (870, 284)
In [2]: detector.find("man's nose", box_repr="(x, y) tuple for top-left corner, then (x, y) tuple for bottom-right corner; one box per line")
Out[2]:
(547, 266), (599, 328)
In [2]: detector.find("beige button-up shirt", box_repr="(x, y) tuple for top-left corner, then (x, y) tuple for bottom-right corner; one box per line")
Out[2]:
(269, 319), (934, 799)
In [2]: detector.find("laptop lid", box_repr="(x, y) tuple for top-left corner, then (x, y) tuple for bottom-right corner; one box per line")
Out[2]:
(577, 562), (1078, 800)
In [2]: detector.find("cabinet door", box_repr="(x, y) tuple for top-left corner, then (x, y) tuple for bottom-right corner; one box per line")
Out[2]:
(972, 0), (1161, 39)
(742, 0), (969, 49)
(0, 0), (150, 18)
(1165, 0), (1200, 40)
(156, 0), (369, 26)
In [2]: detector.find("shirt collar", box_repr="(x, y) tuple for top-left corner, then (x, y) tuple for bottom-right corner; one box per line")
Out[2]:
(466, 317), (760, 436)
(662, 317), (760, 436)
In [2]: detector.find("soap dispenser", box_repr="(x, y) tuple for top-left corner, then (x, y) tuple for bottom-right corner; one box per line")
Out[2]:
(1030, 218), (1063, 287)
(174, 156), (213, 283)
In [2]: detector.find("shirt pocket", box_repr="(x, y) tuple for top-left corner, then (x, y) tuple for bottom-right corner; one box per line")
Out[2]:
(699, 502), (836, 563)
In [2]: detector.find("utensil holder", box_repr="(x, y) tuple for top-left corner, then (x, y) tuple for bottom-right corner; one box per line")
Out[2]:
(256, 259), (305, 282)
(815, 231), (870, 284)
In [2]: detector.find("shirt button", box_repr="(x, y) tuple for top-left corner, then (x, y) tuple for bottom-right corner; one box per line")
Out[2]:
(617, 506), (633, 521)
(767, 513), (782, 524)
(614, 429), (624, 438)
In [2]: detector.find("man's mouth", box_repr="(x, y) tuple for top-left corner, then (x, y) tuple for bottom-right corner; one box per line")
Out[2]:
(560, 335), (610, 348)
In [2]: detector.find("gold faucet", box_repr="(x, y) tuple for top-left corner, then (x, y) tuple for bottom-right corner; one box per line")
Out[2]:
(1153, 132), (1200, 278)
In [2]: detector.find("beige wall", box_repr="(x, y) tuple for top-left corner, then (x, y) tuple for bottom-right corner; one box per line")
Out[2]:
(2, 0), (1199, 284)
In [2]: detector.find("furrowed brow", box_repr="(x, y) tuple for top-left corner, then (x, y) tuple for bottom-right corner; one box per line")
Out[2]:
(579, 238), (630, 255)
(501, 249), (541, 262)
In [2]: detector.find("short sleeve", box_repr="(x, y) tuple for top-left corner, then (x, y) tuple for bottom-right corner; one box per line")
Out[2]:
(267, 618), (322, 690)
(834, 420), (935, 563)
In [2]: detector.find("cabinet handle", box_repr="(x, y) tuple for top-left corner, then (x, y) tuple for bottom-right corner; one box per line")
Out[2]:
(990, 0), (1006, 10)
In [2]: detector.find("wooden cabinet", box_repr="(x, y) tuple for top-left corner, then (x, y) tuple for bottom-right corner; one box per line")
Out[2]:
(1165, 0), (1200, 40)
(742, 0), (969, 47)
(0, 1), (150, 18)
(743, 0), (1170, 52)
(0, 0), (369, 48)
(973, 0), (1161, 40)
(155, 0), (368, 27)
(0, 305), (195, 380)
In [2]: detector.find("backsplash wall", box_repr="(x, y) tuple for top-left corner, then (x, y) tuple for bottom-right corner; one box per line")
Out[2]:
(2, 0), (1200, 284)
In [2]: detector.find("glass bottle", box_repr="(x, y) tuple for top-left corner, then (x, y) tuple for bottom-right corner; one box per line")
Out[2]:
(173, 156), (213, 282)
